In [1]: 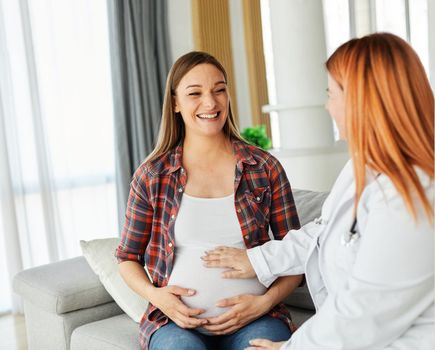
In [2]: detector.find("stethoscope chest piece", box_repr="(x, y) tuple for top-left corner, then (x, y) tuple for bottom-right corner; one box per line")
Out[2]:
(341, 217), (361, 247)
(341, 231), (361, 246)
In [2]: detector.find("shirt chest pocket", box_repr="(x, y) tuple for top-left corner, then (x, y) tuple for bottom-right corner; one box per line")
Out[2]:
(243, 186), (271, 228)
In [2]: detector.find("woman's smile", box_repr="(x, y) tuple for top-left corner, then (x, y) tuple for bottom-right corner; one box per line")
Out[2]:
(197, 111), (220, 120)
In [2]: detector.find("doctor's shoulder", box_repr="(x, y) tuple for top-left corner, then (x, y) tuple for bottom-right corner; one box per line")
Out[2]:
(357, 168), (434, 224)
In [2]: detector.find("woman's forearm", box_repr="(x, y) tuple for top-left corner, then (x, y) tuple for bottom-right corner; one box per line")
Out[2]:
(264, 274), (304, 309)
(119, 261), (208, 328)
(118, 260), (157, 301)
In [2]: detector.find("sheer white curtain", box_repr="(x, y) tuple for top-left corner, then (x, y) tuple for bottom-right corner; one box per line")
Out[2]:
(0, 0), (118, 313)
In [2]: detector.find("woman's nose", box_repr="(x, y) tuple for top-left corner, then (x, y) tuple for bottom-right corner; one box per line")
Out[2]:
(202, 93), (217, 109)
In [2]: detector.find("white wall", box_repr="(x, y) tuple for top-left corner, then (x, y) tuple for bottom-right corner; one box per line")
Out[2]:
(271, 143), (349, 192)
(167, 0), (194, 63)
(166, 0), (349, 191)
(266, 0), (334, 150)
(167, 0), (252, 130)
(229, 0), (252, 130)
(264, 0), (348, 190)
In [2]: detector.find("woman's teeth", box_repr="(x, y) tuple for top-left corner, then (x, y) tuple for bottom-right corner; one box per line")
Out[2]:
(197, 113), (218, 119)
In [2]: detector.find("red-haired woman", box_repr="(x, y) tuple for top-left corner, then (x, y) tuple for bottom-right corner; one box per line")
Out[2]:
(203, 33), (434, 349)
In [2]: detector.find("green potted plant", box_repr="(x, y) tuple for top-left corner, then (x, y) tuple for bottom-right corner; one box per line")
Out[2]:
(241, 124), (272, 150)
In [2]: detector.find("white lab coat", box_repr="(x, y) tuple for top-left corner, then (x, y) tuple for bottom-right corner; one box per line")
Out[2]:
(248, 160), (434, 349)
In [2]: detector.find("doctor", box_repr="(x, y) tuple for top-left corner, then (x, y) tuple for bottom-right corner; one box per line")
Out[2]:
(202, 33), (434, 349)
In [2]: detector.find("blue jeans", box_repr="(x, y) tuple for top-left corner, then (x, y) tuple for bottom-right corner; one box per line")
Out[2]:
(149, 315), (291, 350)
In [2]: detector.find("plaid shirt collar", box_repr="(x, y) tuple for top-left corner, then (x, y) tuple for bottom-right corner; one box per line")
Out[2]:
(151, 138), (258, 176)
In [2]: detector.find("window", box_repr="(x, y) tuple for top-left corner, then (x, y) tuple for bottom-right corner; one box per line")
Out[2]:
(26, 0), (119, 260)
(0, 0), (118, 313)
(260, 0), (280, 148)
(323, 0), (429, 73)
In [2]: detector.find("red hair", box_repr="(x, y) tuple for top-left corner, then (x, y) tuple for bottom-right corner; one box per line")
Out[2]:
(326, 33), (434, 220)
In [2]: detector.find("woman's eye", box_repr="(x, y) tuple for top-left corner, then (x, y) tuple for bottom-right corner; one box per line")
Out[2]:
(215, 88), (226, 93)
(188, 92), (200, 96)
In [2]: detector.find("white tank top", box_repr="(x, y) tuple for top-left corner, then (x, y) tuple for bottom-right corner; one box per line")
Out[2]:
(168, 193), (267, 323)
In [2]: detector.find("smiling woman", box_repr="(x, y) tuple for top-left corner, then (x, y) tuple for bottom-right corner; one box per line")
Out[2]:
(115, 51), (302, 350)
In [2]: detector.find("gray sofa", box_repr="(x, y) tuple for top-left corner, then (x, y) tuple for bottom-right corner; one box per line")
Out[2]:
(13, 189), (327, 350)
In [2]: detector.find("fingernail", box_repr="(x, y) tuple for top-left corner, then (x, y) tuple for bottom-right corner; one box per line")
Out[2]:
(188, 289), (195, 295)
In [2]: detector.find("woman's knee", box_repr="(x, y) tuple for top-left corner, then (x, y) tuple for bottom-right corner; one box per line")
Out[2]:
(149, 322), (210, 350)
(221, 316), (291, 350)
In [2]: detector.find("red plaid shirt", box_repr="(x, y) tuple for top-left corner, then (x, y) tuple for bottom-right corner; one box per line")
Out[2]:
(115, 139), (300, 349)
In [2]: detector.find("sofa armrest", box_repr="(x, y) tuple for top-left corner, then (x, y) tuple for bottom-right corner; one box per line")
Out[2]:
(13, 256), (113, 315)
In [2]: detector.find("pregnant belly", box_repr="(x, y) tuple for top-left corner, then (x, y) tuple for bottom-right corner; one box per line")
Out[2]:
(167, 247), (267, 319)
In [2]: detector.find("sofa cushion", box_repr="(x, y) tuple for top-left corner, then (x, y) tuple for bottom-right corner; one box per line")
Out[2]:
(71, 313), (140, 350)
(23, 299), (123, 350)
(284, 284), (315, 310)
(13, 256), (112, 314)
(80, 238), (149, 323)
(70, 308), (312, 350)
(287, 305), (314, 327)
(292, 189), (328, 226)
(70, 309), (312, 350)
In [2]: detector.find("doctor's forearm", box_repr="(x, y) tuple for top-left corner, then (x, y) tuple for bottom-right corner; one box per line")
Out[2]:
(247, 234), (310, 287)
(264, 275), (304, 309)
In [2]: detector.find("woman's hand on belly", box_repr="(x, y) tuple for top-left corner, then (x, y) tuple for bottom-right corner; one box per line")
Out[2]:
(202, 246), (256, 278)
(201, 293), (272, 335)
(148, 285), (208, 329)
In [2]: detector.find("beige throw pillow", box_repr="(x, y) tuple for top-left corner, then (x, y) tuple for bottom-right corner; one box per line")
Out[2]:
(80, 238), (148, 323)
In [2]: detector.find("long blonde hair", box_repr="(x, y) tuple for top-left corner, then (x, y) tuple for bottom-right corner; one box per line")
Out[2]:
(326, 33), (434, 220)
(145, 51), (242, 164)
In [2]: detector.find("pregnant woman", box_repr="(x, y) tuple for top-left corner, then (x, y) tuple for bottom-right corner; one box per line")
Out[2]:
(115, 51), (302, 350)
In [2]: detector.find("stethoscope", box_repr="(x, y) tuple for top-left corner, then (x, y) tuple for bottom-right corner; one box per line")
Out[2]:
(341, 217), (361, 247)
(340, 173), (380, 247)
(315, 216), (361, 247)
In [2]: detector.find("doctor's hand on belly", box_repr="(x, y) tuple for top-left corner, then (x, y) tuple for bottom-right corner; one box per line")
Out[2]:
(148, 285), (208, 329)
(201, 246), (256, 279)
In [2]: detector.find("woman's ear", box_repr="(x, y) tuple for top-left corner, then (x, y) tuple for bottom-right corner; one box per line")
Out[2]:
(173, 96), (180, 113)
